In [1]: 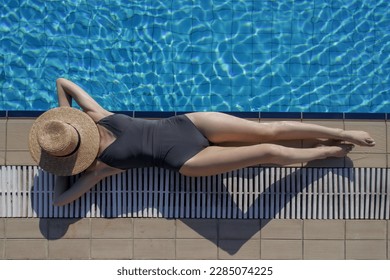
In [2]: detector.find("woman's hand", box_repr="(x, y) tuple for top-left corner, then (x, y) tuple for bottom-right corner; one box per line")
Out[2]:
(53, 176), (71, 205)
(52, 161), (124, 206)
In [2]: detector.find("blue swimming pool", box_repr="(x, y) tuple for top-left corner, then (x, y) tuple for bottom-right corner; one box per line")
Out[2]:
(0, 0), (389, 112)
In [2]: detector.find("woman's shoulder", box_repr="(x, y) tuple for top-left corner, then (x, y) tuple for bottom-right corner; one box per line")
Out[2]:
(97, 112), (133, 123)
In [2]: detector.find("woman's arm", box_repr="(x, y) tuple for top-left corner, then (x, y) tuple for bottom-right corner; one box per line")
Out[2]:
(53, 161), (123, 206)
(56, 78), (111, 122)
(53, 172), (102, 206)
(53, 176), (71, 203)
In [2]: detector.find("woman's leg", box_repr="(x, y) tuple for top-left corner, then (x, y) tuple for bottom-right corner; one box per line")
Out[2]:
(186, 112), (375, 146)
(180, 143), (353, 177)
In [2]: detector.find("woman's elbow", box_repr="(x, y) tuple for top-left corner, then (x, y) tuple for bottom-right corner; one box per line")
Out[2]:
(52, 197), (66, 207)
(56, 77), (67, 82)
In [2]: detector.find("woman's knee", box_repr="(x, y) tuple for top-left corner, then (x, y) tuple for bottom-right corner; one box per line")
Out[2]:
(266, 121), (293, 134)
(259, 144), (291, 165)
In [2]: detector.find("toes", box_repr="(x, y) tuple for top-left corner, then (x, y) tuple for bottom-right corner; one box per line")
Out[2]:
(342, 131), (376, 147)
(365, 138), (376, 146)
(345, 144), (354, 152)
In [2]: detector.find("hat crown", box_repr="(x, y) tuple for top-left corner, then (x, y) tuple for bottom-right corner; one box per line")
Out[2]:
(29, 107), (100, 176)
(37, 120), (80, 157)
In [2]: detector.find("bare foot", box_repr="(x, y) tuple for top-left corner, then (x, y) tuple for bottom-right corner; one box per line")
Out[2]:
(316, 143), (354, 158)
(340, 130), (375, 147)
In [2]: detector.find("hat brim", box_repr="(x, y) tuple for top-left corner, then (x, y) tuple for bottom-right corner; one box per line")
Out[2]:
(29, 107), (100, 176)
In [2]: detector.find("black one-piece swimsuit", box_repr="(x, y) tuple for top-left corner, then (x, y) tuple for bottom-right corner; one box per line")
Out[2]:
(97, 114), (210, 171)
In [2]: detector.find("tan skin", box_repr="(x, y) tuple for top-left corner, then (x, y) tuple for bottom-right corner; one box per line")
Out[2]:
(53, 78), (375, 206)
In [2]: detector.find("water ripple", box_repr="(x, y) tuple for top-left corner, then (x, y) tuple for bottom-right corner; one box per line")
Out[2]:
(0, 0), (389, 112)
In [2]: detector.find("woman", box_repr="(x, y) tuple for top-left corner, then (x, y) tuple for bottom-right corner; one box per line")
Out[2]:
(29, 78), (375, 206)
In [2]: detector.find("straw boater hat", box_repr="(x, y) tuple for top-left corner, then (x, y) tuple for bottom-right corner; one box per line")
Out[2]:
(29, 107), (100, 176)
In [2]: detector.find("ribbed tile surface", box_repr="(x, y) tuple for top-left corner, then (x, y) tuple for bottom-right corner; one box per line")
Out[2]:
(0, 166), (388, 219)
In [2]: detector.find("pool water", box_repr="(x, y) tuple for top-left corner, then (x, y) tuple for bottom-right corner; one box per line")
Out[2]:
(1, 0), (389, 112)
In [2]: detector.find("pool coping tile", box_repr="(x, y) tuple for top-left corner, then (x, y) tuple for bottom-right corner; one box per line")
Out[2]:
(345, 240), (387, 260)
(304, 220), (345, 240)
(91, 218), (133, 239)
(134, 111), (176, 118)
(344, 113), (387, 120)
(133, 239), (176, 259)
(6, 239), (48, 260)
(176, 219), (218, 239)
(48, 239), (91, 260)
(176, 238), (218, 260)
(302, 112), (344, 119)
(7, 111), (45, 118)
(261, 239), (302, 260)
(218, 239), (261, 260)
(261, 112), (302, 119)
(303, 240), (345, 260)
(0, 219), (5, 239)
(3, 111), (390, 122)
(346, 220), (387, 240)
(91, 239), (133, 260)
